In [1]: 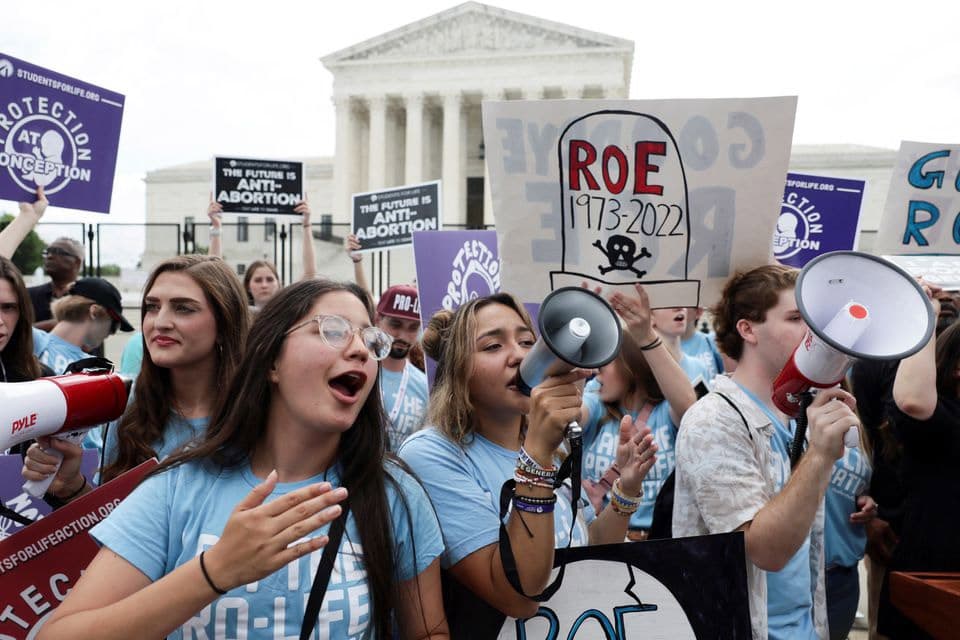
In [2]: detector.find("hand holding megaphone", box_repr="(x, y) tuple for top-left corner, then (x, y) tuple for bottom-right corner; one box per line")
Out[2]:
(22, 434), (86, 498)
(804, 387), (862, 462)
(515, 286), (622, 443)
(773, 251), (935, 466)
(525, 368), (595, 464)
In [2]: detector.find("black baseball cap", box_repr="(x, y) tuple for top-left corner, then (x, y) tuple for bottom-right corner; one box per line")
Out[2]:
(69, 278), (134, 332)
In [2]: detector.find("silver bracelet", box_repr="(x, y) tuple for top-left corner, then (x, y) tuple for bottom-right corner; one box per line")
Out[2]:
(208, 227), (221, 237)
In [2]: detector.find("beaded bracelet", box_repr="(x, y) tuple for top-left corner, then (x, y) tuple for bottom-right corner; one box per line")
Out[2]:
(608, 478), (642, 515)
(512, 491), (557, 504)
(514, 473), (556, 490)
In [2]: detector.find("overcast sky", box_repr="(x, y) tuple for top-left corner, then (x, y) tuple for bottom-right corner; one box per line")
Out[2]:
(4, 0), (959, 224)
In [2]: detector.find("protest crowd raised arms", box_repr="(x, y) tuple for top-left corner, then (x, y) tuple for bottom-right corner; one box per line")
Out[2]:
(2, 3), (959, 639)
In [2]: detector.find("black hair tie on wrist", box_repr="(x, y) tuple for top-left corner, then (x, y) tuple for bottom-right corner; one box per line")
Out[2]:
(199, 551), (227, 595)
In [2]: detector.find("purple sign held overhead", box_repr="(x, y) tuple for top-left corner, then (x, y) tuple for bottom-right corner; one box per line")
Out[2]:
(0, 53), (125, 214)
(412, 230), (501, 387)
(773, 173), (866, 268)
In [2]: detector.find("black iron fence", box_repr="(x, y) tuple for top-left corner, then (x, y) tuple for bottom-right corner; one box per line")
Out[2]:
(32, 220), (495, 296)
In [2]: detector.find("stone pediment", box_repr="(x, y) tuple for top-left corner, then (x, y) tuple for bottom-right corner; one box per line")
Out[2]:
(322, 2), (632, 65)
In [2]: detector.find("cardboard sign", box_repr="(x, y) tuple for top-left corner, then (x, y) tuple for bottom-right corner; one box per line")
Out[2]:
(444, 533), (750, 639)
(482, 98), (797, 309)
(882, 254), (960, 290)
(774, 173), (866, 268)
(412, 229), (501, 387)
(0, 53), (125, 214)
(0, 458), (156, 639)
(0, 451), (98, 541)
(352, 180), (441, 251)
(214, 156), (304, 215)
(875, 141), (960, 255)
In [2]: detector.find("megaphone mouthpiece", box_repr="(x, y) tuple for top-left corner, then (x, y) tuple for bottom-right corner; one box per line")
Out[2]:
(516, 288), (622, 396)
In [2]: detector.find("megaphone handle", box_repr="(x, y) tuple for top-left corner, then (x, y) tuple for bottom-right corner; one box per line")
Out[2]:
(23, 447), (63, 498)
(844, 426), (860, 449)
(789, 392), (815, 469)
(22, 431), (87, 499)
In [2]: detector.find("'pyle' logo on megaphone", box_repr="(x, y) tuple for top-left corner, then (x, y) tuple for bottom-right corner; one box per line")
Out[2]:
(11, 413), (38, 435)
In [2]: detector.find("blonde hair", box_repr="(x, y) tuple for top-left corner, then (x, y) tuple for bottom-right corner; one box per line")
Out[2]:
(422, 292), (533, 445)
(50, 295), (108, 324)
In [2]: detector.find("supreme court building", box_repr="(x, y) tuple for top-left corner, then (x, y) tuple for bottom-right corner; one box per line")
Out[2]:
(143, 1), (895, 288)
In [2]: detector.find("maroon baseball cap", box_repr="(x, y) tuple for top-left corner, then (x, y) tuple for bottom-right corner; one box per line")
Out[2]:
(376, 284), (420, 321)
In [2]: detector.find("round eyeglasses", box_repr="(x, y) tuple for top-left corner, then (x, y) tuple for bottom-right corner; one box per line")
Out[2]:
(287, 314), (393, 360)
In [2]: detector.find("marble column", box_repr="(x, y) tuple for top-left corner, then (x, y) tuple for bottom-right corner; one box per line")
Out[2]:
(404, 93), (424, 185)
(442, 92), (463, 224)
(482, 89), (505, 226)
(367, 96), (387, 190)
(333, 95), (356, 219)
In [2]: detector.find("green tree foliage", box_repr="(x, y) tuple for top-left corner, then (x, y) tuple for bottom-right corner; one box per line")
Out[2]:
(0, 213), (45, 275)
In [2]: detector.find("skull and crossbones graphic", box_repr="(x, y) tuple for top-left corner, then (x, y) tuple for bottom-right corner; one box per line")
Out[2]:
(593, 235), (652, 278)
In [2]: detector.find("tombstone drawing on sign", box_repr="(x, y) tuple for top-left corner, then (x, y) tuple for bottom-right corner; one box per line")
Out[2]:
(551, 111), (701, 307)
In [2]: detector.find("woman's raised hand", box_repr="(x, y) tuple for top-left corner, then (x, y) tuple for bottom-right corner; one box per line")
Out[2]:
(613, 415), (657, 497)
(609, 284), (656, 344)
(201, 470), (348, 592)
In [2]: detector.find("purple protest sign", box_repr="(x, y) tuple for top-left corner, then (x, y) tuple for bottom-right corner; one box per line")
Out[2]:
(773, 173), (866, 268)
(0, 53), (125, 214)
(0, 450), (98, 540)
(412, 230), (501, 387)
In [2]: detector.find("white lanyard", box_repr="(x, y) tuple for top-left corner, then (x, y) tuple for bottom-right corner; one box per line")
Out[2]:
(382, 363), (410, 425)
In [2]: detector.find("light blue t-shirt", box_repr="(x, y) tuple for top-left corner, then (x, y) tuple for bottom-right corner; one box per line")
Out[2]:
(102, 413), (207, 471)
(31, 327), (87, 374)
(119, 331), (144, 377)
(824, 445), (872, 568)
(736, 383), (816, 640)
(379, 361), (428, 450)
(398, 427), (595, 569)
(679, 352), (712, 391)
(91, 460), (442, 639)
(681, 330), (723, 383)
(580, 379), (676, 529)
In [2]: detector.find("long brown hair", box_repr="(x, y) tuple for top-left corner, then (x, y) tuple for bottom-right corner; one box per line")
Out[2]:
(601, 331), (665, 423)
(422, 292), (533, 445)
(242, 260), (279, 305)
(102, 255), (249, 482)
(0, 257), (40, 380)
(159, 279), (404, 638)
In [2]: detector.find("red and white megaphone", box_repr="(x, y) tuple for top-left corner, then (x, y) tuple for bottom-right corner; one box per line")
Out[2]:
(2, 371), (130, 496)
(773, 251), (935, 458)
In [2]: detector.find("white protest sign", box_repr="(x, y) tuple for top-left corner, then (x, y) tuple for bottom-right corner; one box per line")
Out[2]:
(875, 141), (960, 255)
(883, 254), (960, 290)
(483, 98), (797, 309)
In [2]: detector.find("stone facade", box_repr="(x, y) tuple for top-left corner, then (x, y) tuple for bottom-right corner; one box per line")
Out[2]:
(143, 2), (895, 288)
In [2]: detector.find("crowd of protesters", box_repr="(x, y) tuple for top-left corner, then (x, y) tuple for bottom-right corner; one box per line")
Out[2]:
(1, 186), (956, 640)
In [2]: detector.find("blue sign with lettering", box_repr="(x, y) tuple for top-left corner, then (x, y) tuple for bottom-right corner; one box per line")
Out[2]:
(773, 173), (866, 268)
(0, 53), (125, 214)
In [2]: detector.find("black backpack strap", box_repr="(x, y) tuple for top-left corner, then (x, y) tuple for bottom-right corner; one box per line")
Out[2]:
(713, 392), (752, 440)
(300, 501), (350, 640)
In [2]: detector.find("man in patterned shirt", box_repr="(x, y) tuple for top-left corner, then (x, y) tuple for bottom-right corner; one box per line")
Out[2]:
(673, 265), (860, 640)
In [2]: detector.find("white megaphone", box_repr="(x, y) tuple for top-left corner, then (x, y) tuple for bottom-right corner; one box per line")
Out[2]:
(516, 287), (623, 439)
(773, 251), (935, 460)
(2, 372), (130, 497)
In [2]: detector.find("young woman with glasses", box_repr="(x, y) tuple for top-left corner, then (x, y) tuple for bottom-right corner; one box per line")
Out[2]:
(38, 279), (448, 640)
